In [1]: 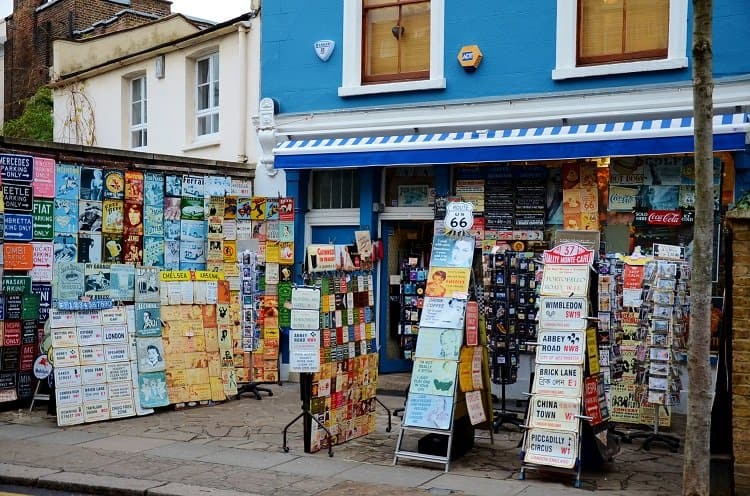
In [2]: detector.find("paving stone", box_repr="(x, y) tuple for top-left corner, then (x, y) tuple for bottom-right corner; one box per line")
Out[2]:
(31, 430), (112, 445)
(423, 473), (528, 496)
(337, 463), (440, 487)
(147, 482), (259, 496)
(78, 434), (177, 452)
(145, 442), (223, 461)
(0, 424), (60, 440)
(271, 456), (358, 476)
(197, 447), (298, 469)
(38, 471), (165, 496)
(0, 462), (61, 485)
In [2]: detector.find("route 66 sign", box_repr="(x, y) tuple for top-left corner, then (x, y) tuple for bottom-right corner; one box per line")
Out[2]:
(444, 202), (474, 236)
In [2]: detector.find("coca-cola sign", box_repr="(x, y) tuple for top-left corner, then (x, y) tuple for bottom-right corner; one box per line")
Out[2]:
(647, 210), (682, 226)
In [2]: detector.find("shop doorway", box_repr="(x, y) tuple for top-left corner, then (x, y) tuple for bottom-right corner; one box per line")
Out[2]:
(378, 221), (434, 374)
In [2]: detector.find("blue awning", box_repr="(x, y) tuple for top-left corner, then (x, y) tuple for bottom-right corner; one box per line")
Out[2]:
(274, 113), (750, 169)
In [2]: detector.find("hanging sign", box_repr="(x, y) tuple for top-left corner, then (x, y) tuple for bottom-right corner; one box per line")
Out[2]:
(2, 183), (33, 212)
(289, 329), (320, 373)
(306, 245), (336, 272)
(532, 364), (583, 397)
(540, 265), (589, 297)
(0, 154), (34, 182)
(291, 287), (321, 310)
(538, 297), (588, 330)
(528, 395), (581, 431)
(444, 201), (474, 236)
(290, 309), (320, 329)
(465, 301), (479, 346)
(33, 355), (53, 379)
(535, 330), (585, 364)
(524, 429), (578, 469)
(542, 242), (594, 266)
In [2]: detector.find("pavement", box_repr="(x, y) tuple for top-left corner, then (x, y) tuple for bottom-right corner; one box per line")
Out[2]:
(0, 375), (685, 496)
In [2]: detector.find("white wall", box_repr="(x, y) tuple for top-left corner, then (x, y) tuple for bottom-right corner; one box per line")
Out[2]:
(52, 20), (284, 197)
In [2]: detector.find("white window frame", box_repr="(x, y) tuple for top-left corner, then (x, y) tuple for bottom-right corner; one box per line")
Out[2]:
(552, 0), (688, 80)
(339, 0), (446, 97)
(130, 76), (147, 149)
(196, 52), (220, 137)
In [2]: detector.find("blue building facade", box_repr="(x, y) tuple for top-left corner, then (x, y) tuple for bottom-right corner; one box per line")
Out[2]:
(257, 0), (750, 382)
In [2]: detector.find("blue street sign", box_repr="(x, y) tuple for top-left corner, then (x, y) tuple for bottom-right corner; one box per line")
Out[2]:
(3, 213), (33, 241)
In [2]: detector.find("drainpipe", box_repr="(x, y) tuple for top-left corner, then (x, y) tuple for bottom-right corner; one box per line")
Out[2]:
(236, 20), (251, 164)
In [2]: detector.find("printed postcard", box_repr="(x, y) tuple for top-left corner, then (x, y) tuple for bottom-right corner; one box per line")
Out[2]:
(165, 174), (182, 197)
(182, 175), (204, 198)
(135, 302), (161, 337)
(180, 219), (205, 242)
(110, 264), (135, 301)
(123, 201), (144, 235)
(123, 234), (143, 264)
(54, 262), (84, 301)
(224, 196), (237, 219)
(143, 172), (164, 206)
(102, 199), (124, 234)
(103, 169), (125, 200)
(77, 233), (102, 263)
(143, 205), (164, 236)
(164, 197), (181, 221)
(250, 197), (267, 220)
(80, 167), (104, 201)
(180, 197), (204, 221)
(180, 241), (206, 264)
(102, 233), (124, 263)
(53, 233), (78, 263)
(55, 163), (81, 200)
(143, 236), (164, 267)
(84, 263), (111, 299)
(124, 170), (144, 202)
(279, 198), (294, 221)
(53, 199), (79, 233)
(135, 267), (160, 302)
(78, 200), (103, 232)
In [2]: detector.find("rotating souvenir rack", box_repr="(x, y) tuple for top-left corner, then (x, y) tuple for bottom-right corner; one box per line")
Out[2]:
(519, 243), (596, 488)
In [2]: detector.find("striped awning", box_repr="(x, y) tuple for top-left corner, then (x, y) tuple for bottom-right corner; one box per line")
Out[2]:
(274, 113), (750, 169)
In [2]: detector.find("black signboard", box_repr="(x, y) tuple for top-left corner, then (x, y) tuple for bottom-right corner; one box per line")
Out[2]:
(2, 182), (33, 212)
(0, 372), (17, 389)
(22, 320), (37, 345)
(17, 373), (33, 399)
(5, 295), (22, 320)
(1, 347), (20, 372)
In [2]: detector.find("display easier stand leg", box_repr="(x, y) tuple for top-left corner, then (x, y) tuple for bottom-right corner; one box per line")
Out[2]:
(281, 373), (334, 457)
(493, 382), (523, 433)
(627, 405), (679, 453)
(236, 382), (274, 400)
(374, 397), (392, 432)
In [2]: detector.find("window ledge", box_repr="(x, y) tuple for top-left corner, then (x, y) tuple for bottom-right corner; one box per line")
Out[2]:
(552, 57), (688, 80)
(339, 78), (446, 97)
(183, 137), (221, 152)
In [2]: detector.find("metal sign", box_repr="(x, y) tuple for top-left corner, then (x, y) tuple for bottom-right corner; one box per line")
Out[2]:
(2, 182), (33, 212)
(4, 213), (33, 241)
(524, 428), (578, 469)
(33, 200), (54, 240)
(538, 297), (588, 330)
(535, 330), (586, 365)
(444, 201), (475, 235)
(0, 154), (34, 182)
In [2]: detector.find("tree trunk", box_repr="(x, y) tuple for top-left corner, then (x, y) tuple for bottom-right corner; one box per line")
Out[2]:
(684, 1), (714, 495)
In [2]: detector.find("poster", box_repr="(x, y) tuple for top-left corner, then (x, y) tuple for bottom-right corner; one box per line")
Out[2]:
(135, 337), (166, 373)
(102, 200), (124, 233)
(306, 245), (336, 272)
(429, 235), (475, 268)
(535, 330), (585, 364)
(414, 328), (462, 360)
(289, 329), (320, 373)
(138, 371), (169, 408)
(409, 358), (457, 397)
(403, 393), (453, 429)
(419, 297), (466, 330)
(524, 429), (578, 469)
(425, 267), (471, 298)
(104, 170), (125, 199)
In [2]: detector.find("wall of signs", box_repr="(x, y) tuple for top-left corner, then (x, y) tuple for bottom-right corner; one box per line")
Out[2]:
(308, 269), (378, 453)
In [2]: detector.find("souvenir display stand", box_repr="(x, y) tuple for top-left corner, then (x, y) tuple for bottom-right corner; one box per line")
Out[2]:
(520, 243), (595, 488)
(626, 244), (687, 452)
(395, 203), (485, 472)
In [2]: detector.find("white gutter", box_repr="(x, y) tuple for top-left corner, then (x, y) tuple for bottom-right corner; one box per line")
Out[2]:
(237, 20), (251, 163)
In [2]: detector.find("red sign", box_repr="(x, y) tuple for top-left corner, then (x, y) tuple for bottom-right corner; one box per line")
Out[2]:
(584, 376), (603, 426)
(3, 243), (34, 270)
(465, 301), (479, 346)
(622, 264), (644, 290)
(4, 321), (21, 347)
(543, 242), (594, 266)
(20, 344), (36, 371)
(647, 210), (682, 226)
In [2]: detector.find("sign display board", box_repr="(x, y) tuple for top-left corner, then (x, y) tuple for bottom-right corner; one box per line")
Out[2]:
(537, 297), (588, 330)
(535, 330), (585, 364)
(524, 429), (578, 469)
(532, 364), (583, 397)
(528, 395), (581, 431)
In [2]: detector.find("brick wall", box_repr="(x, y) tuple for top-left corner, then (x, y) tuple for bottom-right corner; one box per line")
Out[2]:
(4, 0), (171, 121)
(730, 217), (750, 492)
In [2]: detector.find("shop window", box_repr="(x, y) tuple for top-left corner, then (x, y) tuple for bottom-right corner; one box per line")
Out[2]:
(385, 167), (435, 207)
(552, 0), (687, 80)
(311, 170), (360, 209)
(196, 53), (220, 137)
(339, 0), (445, 96)
(130, 76), (148, 149)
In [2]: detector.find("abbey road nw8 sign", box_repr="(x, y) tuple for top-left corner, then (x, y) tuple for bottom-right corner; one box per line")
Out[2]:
(538, 297), (588, 329)
(524, 428), (578, 469)
(536, 330), (585, 364)
(528, 395), (581, 431)
(532, 364), (583, 397)
(540, 265), (589, 297)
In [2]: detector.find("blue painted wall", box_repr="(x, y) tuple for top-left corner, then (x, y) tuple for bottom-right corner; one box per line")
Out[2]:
(261, 1), (750, 114)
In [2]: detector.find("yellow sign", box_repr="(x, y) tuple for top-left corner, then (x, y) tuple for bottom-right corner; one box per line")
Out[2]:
(160, 271), (191, 282)
(457, 44), (483, 71)
(194, 271), (224, 281)
(160, 270), (225, 281)
(586, 326), (599, 374)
